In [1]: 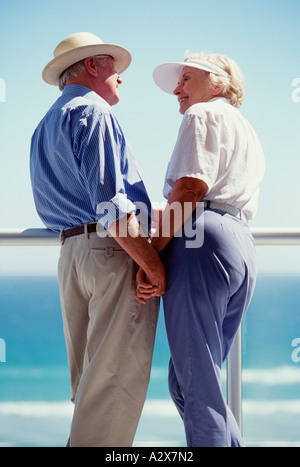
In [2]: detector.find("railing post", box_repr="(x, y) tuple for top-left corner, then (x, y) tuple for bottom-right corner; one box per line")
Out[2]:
(227, 325), (242, 431)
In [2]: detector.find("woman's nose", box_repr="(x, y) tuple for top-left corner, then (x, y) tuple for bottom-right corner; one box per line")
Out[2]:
(173, 83), (181, 95)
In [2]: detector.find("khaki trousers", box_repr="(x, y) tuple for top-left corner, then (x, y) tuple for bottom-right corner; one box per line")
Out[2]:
(57, 232), (159, 447)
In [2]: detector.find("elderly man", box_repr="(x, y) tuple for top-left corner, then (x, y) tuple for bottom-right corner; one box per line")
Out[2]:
(30, 32), (165, 447)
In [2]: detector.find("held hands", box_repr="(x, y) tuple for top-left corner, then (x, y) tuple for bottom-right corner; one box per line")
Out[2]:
(135, 266), (166, 304)
(135, 206), (167, 304)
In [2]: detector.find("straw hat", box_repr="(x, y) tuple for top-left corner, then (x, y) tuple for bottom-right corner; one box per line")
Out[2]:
(42, 32), (132, 86)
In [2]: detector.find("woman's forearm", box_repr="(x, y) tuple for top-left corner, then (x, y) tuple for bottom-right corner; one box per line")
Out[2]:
(151, 177), (208, 253)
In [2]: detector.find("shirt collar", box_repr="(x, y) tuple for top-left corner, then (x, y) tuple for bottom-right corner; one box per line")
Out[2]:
(209, 97), (231, 105)
(62, 84), (111, 109)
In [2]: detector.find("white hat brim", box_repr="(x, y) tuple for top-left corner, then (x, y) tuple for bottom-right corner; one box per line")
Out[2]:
(153, 63), (187, 94)
(42, 43), (132, 86)
(153, 61), (228, 94)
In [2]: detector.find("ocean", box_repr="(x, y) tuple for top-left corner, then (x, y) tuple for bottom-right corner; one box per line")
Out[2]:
(0, 275), (300, 447)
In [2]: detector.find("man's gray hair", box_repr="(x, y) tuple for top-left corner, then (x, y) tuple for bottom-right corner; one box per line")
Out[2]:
(58, 55), (112, 91)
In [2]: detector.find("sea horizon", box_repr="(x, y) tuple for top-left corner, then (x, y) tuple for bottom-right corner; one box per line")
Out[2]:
(1, 274), (300, 446)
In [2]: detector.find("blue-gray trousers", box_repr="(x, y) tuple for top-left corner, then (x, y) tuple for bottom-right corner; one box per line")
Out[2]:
(161, 208), (256, 447)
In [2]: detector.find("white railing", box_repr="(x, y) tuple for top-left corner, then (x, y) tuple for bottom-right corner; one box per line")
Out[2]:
(2, 227), (300, 246)
(1, 226), (300, 431)
(227, 227), (300, 429)
(0, 228), (59, 246)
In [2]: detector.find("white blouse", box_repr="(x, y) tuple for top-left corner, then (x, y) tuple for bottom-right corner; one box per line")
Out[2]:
(163, 98), (265, 222)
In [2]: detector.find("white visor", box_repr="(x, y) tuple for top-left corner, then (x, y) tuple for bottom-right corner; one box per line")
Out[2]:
(153, 59), (230, 94)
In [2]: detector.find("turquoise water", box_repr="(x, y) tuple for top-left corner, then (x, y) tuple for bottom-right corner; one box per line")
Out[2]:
(0, 275), (300, 446)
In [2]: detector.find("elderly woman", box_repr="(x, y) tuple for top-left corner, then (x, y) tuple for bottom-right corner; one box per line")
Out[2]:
(136, 52), (265, 447)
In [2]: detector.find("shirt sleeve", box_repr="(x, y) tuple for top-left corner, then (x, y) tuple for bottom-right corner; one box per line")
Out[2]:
(74, 107), (136, 229)
(164, 110), (220, 197)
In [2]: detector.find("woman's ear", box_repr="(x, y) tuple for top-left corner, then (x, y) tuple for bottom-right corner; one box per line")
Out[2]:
(211, 84), (224, 97)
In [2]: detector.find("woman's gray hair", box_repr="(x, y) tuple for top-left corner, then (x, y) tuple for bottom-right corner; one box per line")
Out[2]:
(58, 55), (112, 91)
(184, 51), (245, 108)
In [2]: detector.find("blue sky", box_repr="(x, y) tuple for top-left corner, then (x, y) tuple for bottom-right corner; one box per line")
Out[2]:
(0, 0), (299, 274)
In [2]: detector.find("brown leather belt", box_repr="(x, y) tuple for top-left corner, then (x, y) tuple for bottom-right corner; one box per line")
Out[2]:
(60, 223), (98, 242)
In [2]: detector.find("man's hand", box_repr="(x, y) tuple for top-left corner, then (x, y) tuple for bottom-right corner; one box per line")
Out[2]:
(108, 213), (166, 304)
(135, 266), (166, 304)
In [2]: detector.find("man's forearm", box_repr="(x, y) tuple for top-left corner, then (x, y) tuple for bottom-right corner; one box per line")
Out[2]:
(108, 213), (166, 291)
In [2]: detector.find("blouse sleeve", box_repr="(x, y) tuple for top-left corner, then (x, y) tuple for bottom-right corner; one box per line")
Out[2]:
(164, 110), (221, 197)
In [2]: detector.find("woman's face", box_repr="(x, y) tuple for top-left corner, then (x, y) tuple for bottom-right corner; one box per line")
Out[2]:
(173, 66), (216, 114)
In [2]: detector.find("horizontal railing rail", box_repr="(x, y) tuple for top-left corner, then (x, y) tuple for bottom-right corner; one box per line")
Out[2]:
(1, 227), (300, 246)
(1, 226), (300, 432)
(250, 228), (300, 245)
(0, 228), (59, 246)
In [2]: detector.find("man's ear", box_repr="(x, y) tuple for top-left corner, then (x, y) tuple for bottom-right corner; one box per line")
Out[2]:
(84, 57), (99, 78)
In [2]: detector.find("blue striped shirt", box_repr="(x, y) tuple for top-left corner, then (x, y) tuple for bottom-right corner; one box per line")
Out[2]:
(30, 84), (152, 233)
